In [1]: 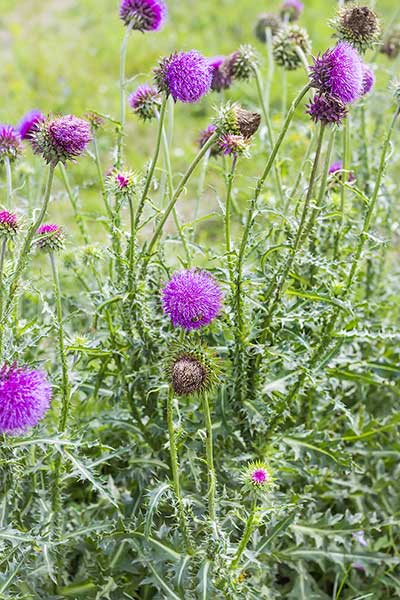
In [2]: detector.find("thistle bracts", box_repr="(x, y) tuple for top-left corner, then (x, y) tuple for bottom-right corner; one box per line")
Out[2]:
(226, 45), (259, 81)
(254, 13), (282, 43)
(272, 25), (311, 70)
(31, 115), (92, 165)
(166, 343), (220, 397)
(330, 4), (381, 54)
(36, 224), (65, 253)
(0, 125), (22, 163)
(0, 211), (18, 239)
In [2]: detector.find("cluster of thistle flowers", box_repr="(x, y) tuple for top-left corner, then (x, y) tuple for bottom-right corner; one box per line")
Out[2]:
(0, 110), (94, 435)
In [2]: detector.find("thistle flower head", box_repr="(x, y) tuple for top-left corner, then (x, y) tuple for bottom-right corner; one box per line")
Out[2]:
(0, 363), (52, 434)
(281, 0), (304, 22)
(0, 211), (18, 239)
(209, 56), (232, 92)
(18, 110), (45, 140)
(31, 115), (92, 165)
(154, 50), (212, 103)
(119, 0), (167, 31)
(381, 25), (400, 59)
(166, 343), (220, 396)
(273, 25), (311, 70)
(226, 45), (258, 81)
(309, 42), (363, 104)
(243, 461), (273, 492)
(361, 64), (375, 96)
(36, 224), (65, 253)
(0, 125), (22, 163)
(197, 125), (221, 157)
(85, 111), (104, 131)
(330, 4), (381, 54)
(329, 160), (355, 183)
(162, 268), (223, 330)
(129, 84), (161, 120)
(218, 133), (250, 156)
(105, 168), (137, 197)
(214, 104), (261, 139)
(307, 93), (348, 126)
(254, 13), (282, 43)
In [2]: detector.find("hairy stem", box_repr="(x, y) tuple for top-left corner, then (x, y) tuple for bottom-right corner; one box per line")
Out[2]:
(225, 154), (238, 285)
(230, 499), (257, 570)
(4, 157), (12, 210)
(0, 240), (7, 359)
(167, 387), (192, 553)
(334, 116), (350, 260)
(202, 392), (216, 522)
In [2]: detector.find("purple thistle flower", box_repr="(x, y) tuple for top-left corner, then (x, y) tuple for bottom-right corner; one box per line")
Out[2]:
(197, 124), (221, 157)
(251, 469), (268, 485)
(154, 51), (212, 103)
(105, 168), (137, 197)
(218, 133), (250, 156)
(0, 363), (52, 434)
(120, 0), (167, 31)
(281, 0), (304, 22)
(0, 211), (18, 239)
(162, 269), (223, 330)
(31, 115), (92, 165)
(209, 56), (232, 92)
(244, 461), (272, 491)
(18, 110), (45, 140)
(361, 64), (375, 95)
(129, 84), (161, 120)
(310, 42), (363, 105)
(0, 125), (22, 163)
(37, 223), (65, 252)
(329, 160), (355, 183)
(307, 93), (348, 126)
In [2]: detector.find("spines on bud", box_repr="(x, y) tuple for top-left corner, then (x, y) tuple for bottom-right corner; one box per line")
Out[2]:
(330, 4), (381, 54)
(0, 211), (18, 239)
(0, 126), (22, 163)
(129, 85), (161, 121)
(166, 343), (220, 397)
(36, 224), (65, 253)
(214, 104), (261, 139)
(243, 461), (273, 494)
(272, 25), (311, 71)
(226, 45), (259, 81)
(254, 13), (282, 44)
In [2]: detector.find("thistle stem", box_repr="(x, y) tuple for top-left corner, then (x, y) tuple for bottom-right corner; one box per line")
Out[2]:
(201, 392), (216, 522)
(230, 499), (257, 570)
(194, 147), (210, 227)
(264, 27), (274, 113)
(254, 67), (285, 205)
(167, 387), (192, 553)
(140, 130), (219, 275)
(4, 165), (55, 319)
(117, 24), (133, 167)
(334, 115), (350, 260)
(60, 164), (89, 244)
(4, 157), (12, 210)
(225, 154), (238, 285)
(159, 111), (191, 267)
(127, 194), (136, 294)
(0, 240), (7, 359)
(92, 134), (113, 220)
(134, 95), (168, 231)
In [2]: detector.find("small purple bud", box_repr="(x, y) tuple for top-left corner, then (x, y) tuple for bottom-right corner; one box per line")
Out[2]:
(120, 0), (167, 32)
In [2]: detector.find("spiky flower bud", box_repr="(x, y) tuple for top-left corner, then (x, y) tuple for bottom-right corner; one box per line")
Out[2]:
(226, 45), (258, 81)
(105, 168), (138, 198)
(254, 13), (282, 43)
(0, 211), (18, 239)
(31, 115), (92, 166)
(392, 81), (400, 106)
(129, 85), (161, 121)
(330, 4), (381, 54)
(0, 125), (22, 164)
(167, 343), (219, 397)
(381, 25), (400, 60)
(85, 111), (104, 131)
(273, 25), (311, 71)
(36, 224), (65, 253)
(280, 0), (304, 22)
(243, 461), (273, 493)
(18, 110), (45, 140)
(307, 93), (348, 126)
(214, 104), (261, 138)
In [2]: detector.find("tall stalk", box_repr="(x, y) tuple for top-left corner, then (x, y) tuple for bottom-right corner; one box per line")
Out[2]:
(225, 155), (238, 285)
(4, 157), (12, 210)
(116, 23), (133, 167)
(264, 27), (274, 113)
(4, 165), (55, 319)
(0, 240), (7, 359)
(139, 130), (219, 276)
(167, 387), (192, 552)
(60, 164), (89, 244)
(201, 392), (216, 522)
(334, 116), (350, 260)
(286, 106), (400, 406)
(230, 498), (257, 570)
